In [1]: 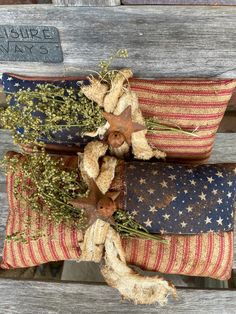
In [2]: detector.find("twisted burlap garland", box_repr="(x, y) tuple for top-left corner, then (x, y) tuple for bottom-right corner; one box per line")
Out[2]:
(81, 68), (166, 160)
(79, 219), (176, 305)
(75, 142), (176, 305)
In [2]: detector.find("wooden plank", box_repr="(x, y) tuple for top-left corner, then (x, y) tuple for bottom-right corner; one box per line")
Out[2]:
(0, 0), (37, 3)
(122, 0), (236, 5)
(0, 279), (235, 313)
(0, 0), (51, 3)
(52, 0), (120, 5)
(0, 5), (235, 77)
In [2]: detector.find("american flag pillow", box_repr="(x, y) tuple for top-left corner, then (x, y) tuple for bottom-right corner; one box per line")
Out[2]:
(1, 154), (235, 280)
(3, 73), (236, 162)
(130, 78), (236, 164)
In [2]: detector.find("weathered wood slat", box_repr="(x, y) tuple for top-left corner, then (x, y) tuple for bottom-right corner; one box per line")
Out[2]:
(0, 279), (235, 313)
(52, 0), (120, 5)
(122, 0), (236, 5)
(0, 0), (51, 3)
(0, 5), (236, 77)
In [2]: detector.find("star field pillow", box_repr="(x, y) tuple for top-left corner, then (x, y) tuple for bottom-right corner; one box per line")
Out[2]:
(1, 153), (235, 280)
(2, 73), (92, 152)
(120, 162), (236, 234)
(3, 73), (236, 162)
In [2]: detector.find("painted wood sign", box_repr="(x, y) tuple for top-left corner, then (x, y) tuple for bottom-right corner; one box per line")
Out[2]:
(0, 25), (63, 63)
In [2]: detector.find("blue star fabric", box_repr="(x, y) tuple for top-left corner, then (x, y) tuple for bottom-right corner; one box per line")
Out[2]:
(2, 73), (94, 147)
(124, 162), (236, 234)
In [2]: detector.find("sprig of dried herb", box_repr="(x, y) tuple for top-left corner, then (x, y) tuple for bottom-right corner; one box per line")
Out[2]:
(114, 209), (167, 243)
(1, 149), (88, 231)
(145, 117), (199, 137)
(98, 49), (129, 83)
(0, 83), (105, 146)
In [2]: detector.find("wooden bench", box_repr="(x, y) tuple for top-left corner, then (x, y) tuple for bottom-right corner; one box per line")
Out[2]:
(0, 2), (235, 313)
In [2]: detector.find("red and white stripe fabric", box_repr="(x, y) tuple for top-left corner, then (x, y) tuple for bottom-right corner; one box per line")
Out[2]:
(0, 160), (83, 269)
(122, 232), (233, 280)
(130, 79), (236, 163)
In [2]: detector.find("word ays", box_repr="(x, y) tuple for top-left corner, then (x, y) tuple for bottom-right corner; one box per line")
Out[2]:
(0, 25), (63, 63)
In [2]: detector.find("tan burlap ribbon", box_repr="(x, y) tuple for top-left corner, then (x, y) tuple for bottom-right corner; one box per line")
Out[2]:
(77, 219), (176, 305)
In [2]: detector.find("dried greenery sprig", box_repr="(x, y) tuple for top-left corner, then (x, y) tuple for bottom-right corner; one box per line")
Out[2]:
(0, 150), (88, 230)
(145, 117), (199, 137)
(98, 49), (129, 83)
(0, 83), (105, 146)
(114, 210), (167, 243)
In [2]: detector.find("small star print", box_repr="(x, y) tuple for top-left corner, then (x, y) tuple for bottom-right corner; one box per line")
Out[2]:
(216, 171), (223, 178)
(216, 217), (223, 225)
(181, 221), (187, 228)
(138, 196), (144, 202)
(149, 206), (157, 213)
(168, 174), (176, 181)
(148, 188), (155, 194)
(139, 178), (146, 185)
(207, 177), (214, 183)
(217, 198), (223, 205)
(190, 180), (196, 186)
(186, 206), (193, 213)
(205, 216), (212, 224)
(199, 192), (206, 201)
(160, 180), (168, 188)
(163, 213), (170, 220)
(144, 218), (152, 227)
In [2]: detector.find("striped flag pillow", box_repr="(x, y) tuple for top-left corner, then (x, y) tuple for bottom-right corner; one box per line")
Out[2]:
(0, 156), (83, 269)
(3, 74), (236, 163)
(130, 79), (236, 163)
(1, 154), (234, 281)
(122, 233), (233, 280)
